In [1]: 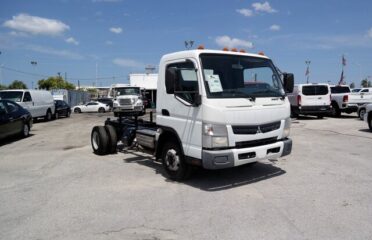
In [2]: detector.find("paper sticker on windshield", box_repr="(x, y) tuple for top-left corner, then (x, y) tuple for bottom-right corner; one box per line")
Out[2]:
(206, 75), (223, 93)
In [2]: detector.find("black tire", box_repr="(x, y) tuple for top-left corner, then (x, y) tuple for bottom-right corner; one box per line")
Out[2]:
(161, 140), (192, 181)
(55, 112), (59, 119)
(98, 107), (105, 113)
(330, 103), (341, 117)
(368, 114), (372, 132)
(66, 111), (71, 118)
(74, 108), (81, 113)
(20, 122), (30, 138)
(105, 124), (118, 154)
(317, 115), (324, 119)
(114, 112), (118, 117)
(91, 126), (109, 155)
(44, 109), (52, 121)
(290, 107), (298, 118)
(359, 108), (366, 120)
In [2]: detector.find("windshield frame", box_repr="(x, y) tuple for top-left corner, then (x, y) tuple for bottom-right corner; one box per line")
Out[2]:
(199, 53), (284, 99)
(114, 87), (140, 96)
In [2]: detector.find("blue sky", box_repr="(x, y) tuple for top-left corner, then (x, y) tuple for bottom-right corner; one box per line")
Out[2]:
(0, 0), (372, 88)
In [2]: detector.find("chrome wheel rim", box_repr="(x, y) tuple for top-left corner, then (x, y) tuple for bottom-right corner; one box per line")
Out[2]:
(165, 149), (180, 171)
(360, 110), (365, 120)
(92, 131), (99, 150)
(23, 124), (29, 136)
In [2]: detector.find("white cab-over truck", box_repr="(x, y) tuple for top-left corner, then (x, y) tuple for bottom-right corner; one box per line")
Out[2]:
(330, 85), (372, 117)
(91, 49), (294, 180)
(108, 84), (146, 116)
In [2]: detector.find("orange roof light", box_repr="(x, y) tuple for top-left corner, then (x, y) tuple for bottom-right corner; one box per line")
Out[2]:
(231, 48), (238, 52)
(222, 47), (229, 51)
(239, 49), (246, 53)
(258, 51), (265, 56)
(197, 45), (205, 50)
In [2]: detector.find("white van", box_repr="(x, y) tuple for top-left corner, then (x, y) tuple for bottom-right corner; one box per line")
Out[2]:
(287, 83), (331, 118)
(0, 89), (55, 121)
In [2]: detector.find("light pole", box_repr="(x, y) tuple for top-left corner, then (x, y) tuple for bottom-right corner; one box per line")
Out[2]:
(31, 60), (37, 89)
(305, 60), (311, 83)
(184, 40), (194, 50)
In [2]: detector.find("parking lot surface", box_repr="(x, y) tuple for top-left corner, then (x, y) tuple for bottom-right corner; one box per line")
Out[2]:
(1, 113), (372, 240)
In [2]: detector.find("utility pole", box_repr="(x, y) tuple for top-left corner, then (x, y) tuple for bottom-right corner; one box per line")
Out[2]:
(65, 72), (67, 83)
(31, 60), (37, 89)
(95, 62), (98, 87)
(305, 60), (311, 83)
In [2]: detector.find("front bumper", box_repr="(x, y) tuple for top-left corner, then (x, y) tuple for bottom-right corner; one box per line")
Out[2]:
(202, 138), (292, 170)
(113, 106), (143, 112)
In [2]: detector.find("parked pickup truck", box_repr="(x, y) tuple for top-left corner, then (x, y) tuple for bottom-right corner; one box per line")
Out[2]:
(330, 85), (372, 117)
(91, 48), (294, 180)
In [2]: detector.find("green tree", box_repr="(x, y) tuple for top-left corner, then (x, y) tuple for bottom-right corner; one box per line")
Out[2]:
(361, 79), (368, 88)
(8, 80), (28, 89)
(38, 76), (75, 90)
(0, 84), (7, 90)
(349, 82), (355, 89)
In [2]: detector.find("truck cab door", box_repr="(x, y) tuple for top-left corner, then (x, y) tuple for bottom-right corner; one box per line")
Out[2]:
(159, 60), (202, 159)
(22, 91), (34, 116)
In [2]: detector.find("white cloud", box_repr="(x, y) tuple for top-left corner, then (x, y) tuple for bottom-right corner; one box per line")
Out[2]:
(105, 40), (113, 45)
(3, 13), (70, 36)
(25, 44), (84, 60)
(236, 8), (253, 17)
(109, 27), (123, 34)
(367, 28), (372, 38)
(215, 35), (254, 49)
(65, 37), (79, 45)
(270, 24), (281, 31)
(113, 58), (142, 68)
(252, 1), (277, 13)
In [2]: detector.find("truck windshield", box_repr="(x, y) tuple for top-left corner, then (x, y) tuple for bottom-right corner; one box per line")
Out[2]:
(0, 91), (23, 102)
(115, 87), (140, 96)
(200, 54), (284, 99)
(330, 86), (350, 94)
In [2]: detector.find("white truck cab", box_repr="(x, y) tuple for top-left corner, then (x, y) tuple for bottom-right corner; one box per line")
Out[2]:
(108, 84), (145, 116)
(287, 83), (331, 118)
(92, 49), (294, 180)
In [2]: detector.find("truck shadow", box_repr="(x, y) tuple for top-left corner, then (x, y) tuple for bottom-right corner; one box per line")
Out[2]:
(122, 151), (286, 192)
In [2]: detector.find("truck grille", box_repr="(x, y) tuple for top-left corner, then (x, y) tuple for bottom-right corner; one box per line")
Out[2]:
(235, 137), (278, 148)
(119, 99), (133, 105)
(232, 121), (281, 135)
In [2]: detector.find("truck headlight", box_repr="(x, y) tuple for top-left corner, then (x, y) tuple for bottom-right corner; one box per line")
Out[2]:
(113, 102), (119, 107)
(282, 117), (291, 138)
(136, 99), (143, 106)
(202, 123), (228, 148)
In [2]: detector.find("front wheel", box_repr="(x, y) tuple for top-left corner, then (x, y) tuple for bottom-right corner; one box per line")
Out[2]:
(98, 107), (105, 113)
(66, 111), (71, 118)
(368, 114), (372, 132)
(161, 141), (192, 181)
(74, 108), (81, 113)
(44, 110), (52, 121)
(55, 112), (59, 119)
(330, 103), (341, 117)
(21, 122), (30, 138)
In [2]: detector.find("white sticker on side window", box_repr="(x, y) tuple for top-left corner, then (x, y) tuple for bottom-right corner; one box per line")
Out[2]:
(206, 75), (223, 93)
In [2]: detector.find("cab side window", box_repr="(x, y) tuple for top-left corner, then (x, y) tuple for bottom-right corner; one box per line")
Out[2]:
(23, 92), (32, 102)
(166, 61), (198, 104)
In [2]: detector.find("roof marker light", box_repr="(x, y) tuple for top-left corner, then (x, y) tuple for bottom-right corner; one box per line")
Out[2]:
(231, 48), (238, 52)
(239, 49), (246, 53)
(258, 51), (265, 56)
(222, 47), (229, 51)
(197, 45), (205, 50)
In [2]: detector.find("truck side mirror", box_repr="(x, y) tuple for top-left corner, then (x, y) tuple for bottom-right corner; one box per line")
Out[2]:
(283, 73), (294, 93)
(165, 68), (177, 94)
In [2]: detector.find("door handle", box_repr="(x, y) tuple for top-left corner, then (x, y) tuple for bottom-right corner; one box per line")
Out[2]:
(161, 109), (170, 116)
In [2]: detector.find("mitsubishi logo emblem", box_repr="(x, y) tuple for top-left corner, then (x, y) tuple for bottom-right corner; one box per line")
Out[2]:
(257, 126), (262, 134)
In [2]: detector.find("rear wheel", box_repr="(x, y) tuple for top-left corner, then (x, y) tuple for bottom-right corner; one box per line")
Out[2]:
(161, 141), (192, 181)
(330, 103), (341, 117)
(55, 112), (59, 119)
(74, 108), (81, 113)
(359, 108), (366, 120)
(98, 107), (105, 113)
(44, 110), (52, 121)
(105, 124), (118, 154)
(368, 114), (372, 132)
(66, 111), (71, 117)
(317, 115), (324, 119)
(91, 126), (109, 155)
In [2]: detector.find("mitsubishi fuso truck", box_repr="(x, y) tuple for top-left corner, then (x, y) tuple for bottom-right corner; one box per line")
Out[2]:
(91, 48), (294, 180)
